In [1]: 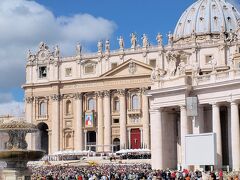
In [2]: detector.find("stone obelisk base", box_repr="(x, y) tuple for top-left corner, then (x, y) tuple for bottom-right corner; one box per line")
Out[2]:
(1, 169), (31, 180)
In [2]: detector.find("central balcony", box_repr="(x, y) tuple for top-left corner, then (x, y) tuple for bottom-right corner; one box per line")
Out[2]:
(127, 109), (141, 115)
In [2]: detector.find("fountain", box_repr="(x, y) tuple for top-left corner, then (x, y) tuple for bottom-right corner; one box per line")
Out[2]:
(0, 119), (45, 180)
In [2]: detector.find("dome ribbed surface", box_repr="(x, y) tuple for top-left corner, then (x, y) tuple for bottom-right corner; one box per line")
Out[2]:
(174, 0), (240, 39)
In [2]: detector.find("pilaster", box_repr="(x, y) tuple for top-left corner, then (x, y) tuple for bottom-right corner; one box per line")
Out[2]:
(74, 93), (83, 150)
(50, 94), (61, 153)
(25, 96), (34, 149)
(141, 88), (150, 149)
(118, 89), (127, 149)
(103, 90), (111, 152)
(96, 91), (104, 152)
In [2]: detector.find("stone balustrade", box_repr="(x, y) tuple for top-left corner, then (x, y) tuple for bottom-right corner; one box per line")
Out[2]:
(193, 69), (240, 86)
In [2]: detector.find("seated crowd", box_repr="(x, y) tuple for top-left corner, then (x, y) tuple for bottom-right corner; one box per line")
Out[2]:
(119, 153), (151, 160)
(29, 163), (240, 180)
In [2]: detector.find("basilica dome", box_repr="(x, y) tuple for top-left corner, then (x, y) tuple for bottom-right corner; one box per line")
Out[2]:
(174, 0), (240, 39)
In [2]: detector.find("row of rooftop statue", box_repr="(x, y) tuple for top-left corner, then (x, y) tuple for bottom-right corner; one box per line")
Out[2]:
(28, 29), (239, 60)
(81, 32), (165, 55)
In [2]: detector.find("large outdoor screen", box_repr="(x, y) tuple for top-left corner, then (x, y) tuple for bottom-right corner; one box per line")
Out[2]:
(185, 133), (216, 165)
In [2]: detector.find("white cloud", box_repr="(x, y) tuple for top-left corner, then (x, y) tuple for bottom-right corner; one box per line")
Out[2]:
(0, 101), (24, 117)
(0, 0), (116, 115)
(0, 0), (117, 89)
(0, 93), (14, 103)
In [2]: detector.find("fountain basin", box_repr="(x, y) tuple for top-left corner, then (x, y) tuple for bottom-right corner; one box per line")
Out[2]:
(0, 150), (45, 169)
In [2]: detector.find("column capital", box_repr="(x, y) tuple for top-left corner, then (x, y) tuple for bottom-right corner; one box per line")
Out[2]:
(180, 105), (186, 110)
(140, 87), (149, 94)
(117, 89), (126, 96)
(230, 100), (239, 106)
(96, 91), (104, 98)
(103, 90), (110, 97)
(25, 96), (34, 103)
(51, 94), (62, 101)
(211, 102), (220, 107)
(74, 92), (83, 100)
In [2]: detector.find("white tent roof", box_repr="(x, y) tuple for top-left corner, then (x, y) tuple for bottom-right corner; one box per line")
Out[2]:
(52, 150), (94, 155)
(116, 149), (151, 154)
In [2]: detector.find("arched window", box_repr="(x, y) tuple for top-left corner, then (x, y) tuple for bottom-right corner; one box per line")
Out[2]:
(132, 95), (139, 110)
(113, 97), (120, 112)
(66, 100), (72, 115)
(39, 102), (47, 116)
(88, 98), (95, 111)
(66, 133), (71, 148)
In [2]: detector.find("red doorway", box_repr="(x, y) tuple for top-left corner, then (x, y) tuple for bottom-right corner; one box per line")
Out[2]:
(130, 128), (141, 149)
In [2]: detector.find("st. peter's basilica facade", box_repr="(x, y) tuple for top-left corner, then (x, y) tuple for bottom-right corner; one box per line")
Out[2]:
(24, 0), (240, 171)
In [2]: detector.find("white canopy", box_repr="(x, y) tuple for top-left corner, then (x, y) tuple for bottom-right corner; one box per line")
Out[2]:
(116, 149), (151, 154)
(52, 150), (94, 156)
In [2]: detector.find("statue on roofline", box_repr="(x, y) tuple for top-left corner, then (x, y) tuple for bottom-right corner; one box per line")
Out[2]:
(156, 33), (163, 46)
(76, 43), (82, 56)
(118, 36), (124, 50)
(130, 32), (137, 49)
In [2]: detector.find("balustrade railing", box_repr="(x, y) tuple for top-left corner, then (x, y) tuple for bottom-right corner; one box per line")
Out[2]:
(216, 71), (229, 80)
(194, 69), (240, 85)
(37, 115), (48, 119)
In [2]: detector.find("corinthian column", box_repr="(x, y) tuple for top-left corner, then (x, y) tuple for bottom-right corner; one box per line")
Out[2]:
(231, 101), (240, 171)
(180, 105), (190, 169)
(74, 93), (83, 150)
(142, 88), (150, 149)
(103, 90), (111, 152)
(118, 89), (127, 149)
(150, 108), (163, 170)
(97, 91), (104, 152)
(212, 103), (222, 169)
(51, 94), (61, 153)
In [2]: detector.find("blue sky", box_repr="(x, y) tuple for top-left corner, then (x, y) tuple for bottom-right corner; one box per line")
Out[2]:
(0, 0), (239, 115)
(36, 0), (194, 49)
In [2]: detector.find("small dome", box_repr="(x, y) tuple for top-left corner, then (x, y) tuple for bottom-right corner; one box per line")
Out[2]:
(174, 0), (240, 39)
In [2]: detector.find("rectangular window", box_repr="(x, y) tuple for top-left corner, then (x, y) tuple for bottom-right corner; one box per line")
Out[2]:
(39, 66), (47, 78)
(65, 68), (72, 77)
(39, 102), (47, 117)
(85, 65), (94, 74)
(113, 119), (119, 124)
(205, 55), (213, 64)
(111, 63), (118, 69)
(149, 59), (156, 68)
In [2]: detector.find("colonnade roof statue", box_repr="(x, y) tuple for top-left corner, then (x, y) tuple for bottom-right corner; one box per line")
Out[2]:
(149, 0), (240, 171)
(174, 0), (240, 40)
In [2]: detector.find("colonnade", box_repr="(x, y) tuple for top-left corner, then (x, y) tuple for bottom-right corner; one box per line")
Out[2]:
(150, 101), (240, 171)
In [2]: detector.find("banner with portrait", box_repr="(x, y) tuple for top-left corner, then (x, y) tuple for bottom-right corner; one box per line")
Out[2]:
(85, 113), (94, 128)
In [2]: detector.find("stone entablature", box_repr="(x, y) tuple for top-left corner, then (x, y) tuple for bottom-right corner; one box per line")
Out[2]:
(24, 30), (240, 86)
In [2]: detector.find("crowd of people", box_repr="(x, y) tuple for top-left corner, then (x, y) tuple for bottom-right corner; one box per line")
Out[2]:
(29, 163), (240, 180)
(119, 153), (151, 160)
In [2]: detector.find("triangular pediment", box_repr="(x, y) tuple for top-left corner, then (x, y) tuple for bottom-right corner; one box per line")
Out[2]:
(101, 59), (153, 77)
